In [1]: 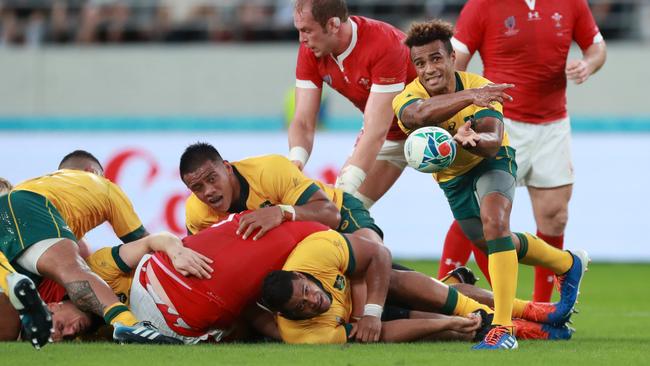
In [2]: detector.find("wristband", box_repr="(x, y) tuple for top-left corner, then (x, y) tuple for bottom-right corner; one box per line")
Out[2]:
(278, 204), (296, 222)
(335, 164), (367, 194)
(288, 146), (310, 167)
(363, 303), (383, 318)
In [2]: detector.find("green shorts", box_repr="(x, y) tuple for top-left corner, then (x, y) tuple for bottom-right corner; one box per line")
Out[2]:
(337, 193), (383, 239)
(439, 146), (517, 220)
(0, 190), (76, 263)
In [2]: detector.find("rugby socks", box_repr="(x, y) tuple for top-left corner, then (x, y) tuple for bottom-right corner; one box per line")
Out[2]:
(470, 244), (492, 285)
(437, 221), (472, 280)
(511, 298), (529, 318)
(0, 252), (17, 294)
(487, 236), (518, 327)
(515, 232), (572, 275)
(440, 286), (493, 316)
(104, 303), (138, 326)
(532, 231), (564, 302)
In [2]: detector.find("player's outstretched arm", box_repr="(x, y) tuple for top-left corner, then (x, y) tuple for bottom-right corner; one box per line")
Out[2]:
(457, 116), (504, 158)
(288, 87), (322, 170)
(399, 84), (511, 130)
(347, 234), (392, 343)
(379, 315), (481, 342)
(117, 232), (213, 278)
(336, 91), (397, 195)
(237, 189), (340, 240)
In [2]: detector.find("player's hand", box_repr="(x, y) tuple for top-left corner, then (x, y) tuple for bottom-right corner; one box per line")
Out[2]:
(566, 59), (590, 84)
(348, 315), (382, 343)
(170, 247), (213, 279)
(237, 206), (284, 240)
(471, 83), (514, 109)
(448, 313), (482, 333)
(453, 121), (481, 148)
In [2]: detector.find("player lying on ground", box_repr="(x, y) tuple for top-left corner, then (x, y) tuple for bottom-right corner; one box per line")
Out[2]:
(261, 227), (577, 344)
(34, 215), (571, 343)
(0, 151), (189, 347)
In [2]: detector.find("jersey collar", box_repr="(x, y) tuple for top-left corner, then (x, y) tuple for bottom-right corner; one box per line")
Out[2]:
(331, 18), (358, 70)
(228, 165), (249, 213)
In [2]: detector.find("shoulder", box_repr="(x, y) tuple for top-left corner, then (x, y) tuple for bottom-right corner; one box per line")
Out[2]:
(459, 71), (492, 87)
(236, 154), (291, 170)
(356, 16), (406, 49)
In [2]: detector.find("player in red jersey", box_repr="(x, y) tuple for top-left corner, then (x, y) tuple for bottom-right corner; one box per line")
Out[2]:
(288, 0), (417, 209)
(136, 213), (328, 342)
(439, 0), (606, 302)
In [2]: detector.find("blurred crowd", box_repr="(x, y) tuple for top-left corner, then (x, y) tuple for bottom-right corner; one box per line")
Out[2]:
(0, 0), (647, 46)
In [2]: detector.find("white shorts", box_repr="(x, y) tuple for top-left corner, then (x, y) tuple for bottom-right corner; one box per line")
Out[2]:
(504, 117), (575, 188)
(129, 256), (225, 344)
(376, 139), (407, 169)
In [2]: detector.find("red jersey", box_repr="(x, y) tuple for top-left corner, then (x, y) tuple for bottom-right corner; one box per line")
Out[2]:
(296, 16), (417, 140)
(453, 0), (602, 123)
(147, 212), (328, 337)
(38, 278), (67, 303)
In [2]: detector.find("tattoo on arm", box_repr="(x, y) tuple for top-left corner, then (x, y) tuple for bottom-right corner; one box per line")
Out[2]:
(64, 280), (106, 316)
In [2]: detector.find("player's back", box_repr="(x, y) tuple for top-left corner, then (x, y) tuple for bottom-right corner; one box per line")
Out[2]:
(14, 169), (128, 239)
(149, 212), (329, 332)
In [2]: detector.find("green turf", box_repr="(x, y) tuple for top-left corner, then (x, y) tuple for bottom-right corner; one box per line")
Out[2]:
(2, 262), (649, 366)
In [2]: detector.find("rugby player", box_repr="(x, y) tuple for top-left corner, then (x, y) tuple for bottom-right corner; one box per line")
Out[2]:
(391, 20), (588, 350)
(262, 230), (575, 344)
(288, 0), (417, 209)
(0, 151), (181, 345)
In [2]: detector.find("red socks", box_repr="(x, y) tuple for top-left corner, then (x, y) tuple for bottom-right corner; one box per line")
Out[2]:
(532, 231), (564, 302)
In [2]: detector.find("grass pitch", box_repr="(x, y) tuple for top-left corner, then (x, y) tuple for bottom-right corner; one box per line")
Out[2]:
(2, 261), (649, 366)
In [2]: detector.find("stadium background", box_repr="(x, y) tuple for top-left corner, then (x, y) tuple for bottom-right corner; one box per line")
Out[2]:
(0, 0), (648, 263)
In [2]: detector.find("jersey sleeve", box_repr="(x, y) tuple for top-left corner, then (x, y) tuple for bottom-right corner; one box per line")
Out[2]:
(368, 36), (409, 93)
(86, 246), (132, 288)
(106, 182), (146, 243)
(452, 0), (486, 55)
(185, 194), (222, 235)
(278, 316), (348, 344)
(572, 0), (602, 50)
(296, 44), (323, 89)
(258, 155), (324, 206)
(392, 83), (425, 135)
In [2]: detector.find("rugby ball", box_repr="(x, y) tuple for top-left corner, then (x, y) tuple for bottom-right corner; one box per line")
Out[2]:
(404, 126), (457, 173)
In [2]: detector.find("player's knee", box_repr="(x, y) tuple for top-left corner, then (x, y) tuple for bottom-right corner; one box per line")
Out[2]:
(480, 212), (509, 239)
(540, 205), (569, 233)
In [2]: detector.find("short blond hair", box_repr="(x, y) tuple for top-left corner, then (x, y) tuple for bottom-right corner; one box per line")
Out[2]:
(0, 177), (12, 195)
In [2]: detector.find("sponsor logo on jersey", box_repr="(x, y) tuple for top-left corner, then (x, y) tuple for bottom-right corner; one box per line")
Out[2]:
(358, 77), (370, 90)
(552, 12), (563, 28)
(504, 16), (520, 36)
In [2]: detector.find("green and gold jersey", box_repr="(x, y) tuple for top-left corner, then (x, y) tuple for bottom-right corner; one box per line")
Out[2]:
(86, 246), (134, 305)
(392, 71), (509, 182)
(185, 154), (344, 235)
(15, 169), (145, 242)
(277, 230), (355, 344)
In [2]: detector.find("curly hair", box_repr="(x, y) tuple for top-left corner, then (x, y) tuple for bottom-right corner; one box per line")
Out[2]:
(404, 19), (454, 54)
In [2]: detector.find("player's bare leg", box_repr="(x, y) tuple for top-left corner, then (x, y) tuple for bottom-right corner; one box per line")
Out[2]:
(528, 185), (572, 237)
(0, 294), (20, 341)
(36, 239), (119, 316)
(356, 160), (404, 208)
